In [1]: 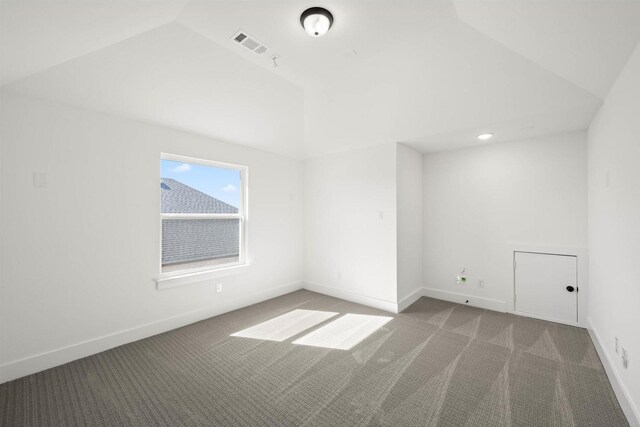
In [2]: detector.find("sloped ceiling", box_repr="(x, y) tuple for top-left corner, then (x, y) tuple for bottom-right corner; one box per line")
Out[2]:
(1, 0), (639, 158)
(453, 0), (640, 98)
(0, 0), (190, 85)
(3, 23), (305, 158)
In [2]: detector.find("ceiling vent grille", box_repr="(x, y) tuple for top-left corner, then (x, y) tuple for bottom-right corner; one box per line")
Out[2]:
(232, 30), (268, 55)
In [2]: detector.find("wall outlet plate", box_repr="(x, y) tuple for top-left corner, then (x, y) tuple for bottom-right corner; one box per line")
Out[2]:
(33, 172), (48, 188)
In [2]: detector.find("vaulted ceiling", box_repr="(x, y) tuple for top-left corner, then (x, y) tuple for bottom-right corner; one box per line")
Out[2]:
(2, 0), (640, 158)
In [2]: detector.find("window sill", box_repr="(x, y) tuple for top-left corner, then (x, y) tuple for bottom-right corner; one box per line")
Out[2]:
(155, 263), (250, 290)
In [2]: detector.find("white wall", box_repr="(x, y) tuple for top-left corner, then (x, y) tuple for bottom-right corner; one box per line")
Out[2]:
(587, 41), (640, 423)
(304, 143), (398, 310)
(0, 93), (304, 382)
(422, 132), (588, 309)
(396, 144), (423, 305)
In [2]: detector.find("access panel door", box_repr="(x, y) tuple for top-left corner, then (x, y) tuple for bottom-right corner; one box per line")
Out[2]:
(514, 251), (578, 324)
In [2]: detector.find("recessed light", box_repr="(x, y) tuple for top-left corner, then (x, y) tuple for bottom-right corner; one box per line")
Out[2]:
(300, 7), (334, 37)
(477, 133), (493, 141)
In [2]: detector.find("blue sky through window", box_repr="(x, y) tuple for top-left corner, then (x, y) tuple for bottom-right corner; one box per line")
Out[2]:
(161, 159), (241, 208)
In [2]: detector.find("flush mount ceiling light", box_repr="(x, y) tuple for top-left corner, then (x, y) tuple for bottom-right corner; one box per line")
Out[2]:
(477, 133), (493, 141)
(301, 7), (334, 37)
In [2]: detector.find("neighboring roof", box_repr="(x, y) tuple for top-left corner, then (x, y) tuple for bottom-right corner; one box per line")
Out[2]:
(162, 218), (239, 265)
(160, 178), (238, 214)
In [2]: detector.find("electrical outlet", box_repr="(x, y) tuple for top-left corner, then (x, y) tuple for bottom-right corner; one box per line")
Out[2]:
(478, 280), (484, 288)
(216, 283), (223, 293)
(615, 337), (619, 354)
(33, 172), (48, 188)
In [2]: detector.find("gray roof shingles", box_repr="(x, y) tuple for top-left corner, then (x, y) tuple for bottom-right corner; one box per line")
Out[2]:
(160, 178), (238, 214)
(160, 178), (240, 266)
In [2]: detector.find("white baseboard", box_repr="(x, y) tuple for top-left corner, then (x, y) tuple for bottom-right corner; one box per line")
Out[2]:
(587, 318), (639, 427)
(510, 309), (582, 328)
(397, 287), (424, 312)
(0, 281), (304, 385)
(302, 284), (507, 315)
(421, 287), (507, 312)
(302, 281), (398, 313)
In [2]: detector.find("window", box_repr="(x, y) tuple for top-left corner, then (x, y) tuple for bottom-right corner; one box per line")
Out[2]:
(160, 154), (247, 277)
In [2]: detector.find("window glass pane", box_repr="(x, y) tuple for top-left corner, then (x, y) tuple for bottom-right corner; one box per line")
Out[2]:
(162, 218), (240, 273)
(160, 157), (245, 274)
(160, 159), (241, 214)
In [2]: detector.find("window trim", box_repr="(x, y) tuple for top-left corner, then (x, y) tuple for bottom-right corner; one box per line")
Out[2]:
(157, 153), (249, 286)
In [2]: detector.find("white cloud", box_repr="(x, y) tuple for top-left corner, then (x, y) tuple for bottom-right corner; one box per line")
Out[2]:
(172, 163), (191, 173)
(221, 184), (237, 192)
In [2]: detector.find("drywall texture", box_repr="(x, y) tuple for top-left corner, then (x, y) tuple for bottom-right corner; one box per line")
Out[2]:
(0, 93), (304, 368)
(422, 132), (588, 307)
(588, 41), (640, 421)
(304, 143), (398, 305)
(396, 144), (423, 302)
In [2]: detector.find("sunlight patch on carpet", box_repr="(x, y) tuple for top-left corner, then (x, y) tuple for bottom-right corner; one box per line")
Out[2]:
(293, 314), (393, 350)
(231, 309), (338, 342)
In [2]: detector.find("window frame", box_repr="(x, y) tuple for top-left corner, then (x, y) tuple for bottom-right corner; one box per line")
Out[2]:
(158, 153), (249, 281)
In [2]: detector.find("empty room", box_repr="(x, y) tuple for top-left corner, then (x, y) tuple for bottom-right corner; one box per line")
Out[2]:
(1, 0), (639, 426)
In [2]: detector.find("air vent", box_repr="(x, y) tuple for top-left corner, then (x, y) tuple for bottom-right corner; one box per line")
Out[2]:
(232, 30), (268, 55)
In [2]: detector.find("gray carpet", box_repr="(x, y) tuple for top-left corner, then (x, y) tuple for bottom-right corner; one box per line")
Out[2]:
(0, 290), (628, 426)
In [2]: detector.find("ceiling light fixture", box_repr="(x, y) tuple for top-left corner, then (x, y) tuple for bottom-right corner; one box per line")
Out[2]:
(300, 7), (334, 37)
(477, 133), (493, 141)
